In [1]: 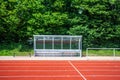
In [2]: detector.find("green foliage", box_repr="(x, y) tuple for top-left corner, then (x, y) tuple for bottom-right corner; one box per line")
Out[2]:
(68, 0), (120, 48)
(0, 42), (33, 56)
(0, 0), (120, 49)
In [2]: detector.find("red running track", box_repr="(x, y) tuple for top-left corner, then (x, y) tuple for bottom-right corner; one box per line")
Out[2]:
(0, 60), (120, 80)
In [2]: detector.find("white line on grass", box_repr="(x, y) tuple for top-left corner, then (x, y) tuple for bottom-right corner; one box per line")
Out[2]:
(68, 61), (87, 80)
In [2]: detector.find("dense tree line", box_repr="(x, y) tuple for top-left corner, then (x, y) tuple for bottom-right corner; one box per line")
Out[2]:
(0, 0), (120, 48)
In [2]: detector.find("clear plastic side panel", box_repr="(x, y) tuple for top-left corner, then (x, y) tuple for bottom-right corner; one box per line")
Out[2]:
(54, 37), (61, 49)
(36, 37), (43, 49)
(45, 37), (52, 49)
(71, 37), (79, 49)
(63, 37), (70, 49)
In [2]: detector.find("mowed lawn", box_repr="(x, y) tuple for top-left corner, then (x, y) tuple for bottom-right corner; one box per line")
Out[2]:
(0, 43), (120, 57)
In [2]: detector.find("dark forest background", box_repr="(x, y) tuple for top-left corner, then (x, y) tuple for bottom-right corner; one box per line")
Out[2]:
(0, 0), (120, 48)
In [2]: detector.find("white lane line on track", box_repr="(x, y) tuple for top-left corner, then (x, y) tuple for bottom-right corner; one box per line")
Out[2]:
(76, 66), (120, 67)
(0, 63), (69, 64)
(68, 61), (87, 80)
(1, 70), (120, 72)
(0, 70), (76, 72)
(0, 75), (81, 78)
(0, 66), (71, 67)
(85, 75), (120, 77)
(0, 75), (120, 78)
(71, 63), (120, 64)
(1, 66), (120, 68)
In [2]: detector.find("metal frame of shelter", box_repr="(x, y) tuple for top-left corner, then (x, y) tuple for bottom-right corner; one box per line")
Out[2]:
(34, 35), (82, 57)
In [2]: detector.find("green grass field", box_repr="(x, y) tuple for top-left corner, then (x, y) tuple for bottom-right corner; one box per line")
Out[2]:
(86, 49), (120, 56)
(0, 43), (33, 56)
(0, 43), (120, 57)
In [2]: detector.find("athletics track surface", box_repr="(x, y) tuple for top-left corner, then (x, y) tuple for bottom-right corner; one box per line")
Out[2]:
(0, 60), (120, 80)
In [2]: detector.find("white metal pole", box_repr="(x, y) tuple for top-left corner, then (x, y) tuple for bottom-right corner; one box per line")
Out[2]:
(34, 36), (36, 56)
(113, 48), (115, 57)
(43, 37), (45, 50)
(70, 37), (71, 50)
(79, 38), (81, 57)
(86, 48), (88, 57)
(80, 37), (82, 57)
(52, 37), (54, 50)
(61, 37), (63, 49)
